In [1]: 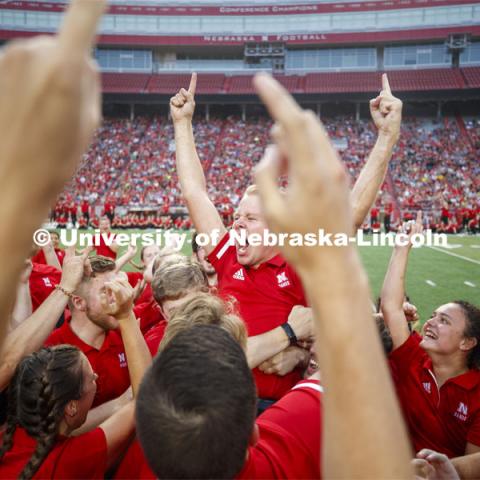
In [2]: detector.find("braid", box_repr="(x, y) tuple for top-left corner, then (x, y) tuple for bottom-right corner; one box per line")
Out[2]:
(19, 352), (62, 480)
(0, 379), (20, 459)
(8, 346), (84, 479)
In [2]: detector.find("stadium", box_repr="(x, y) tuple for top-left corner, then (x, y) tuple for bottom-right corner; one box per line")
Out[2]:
(0, 0), (479, 478)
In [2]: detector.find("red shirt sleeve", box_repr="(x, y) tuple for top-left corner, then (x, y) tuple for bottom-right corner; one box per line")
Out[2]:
(43, 428), (108, 479)
(114, 439), (156, 479)
(389, 332), (425, 381)
(207, 232), (235, 279)
(237, 381), (322, 479)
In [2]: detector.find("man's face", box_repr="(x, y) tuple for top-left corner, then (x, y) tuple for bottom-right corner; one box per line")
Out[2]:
(232, 194), (276, 268)
(195, 247), (216, 276)
(84, 270), (123, 330)
(421, 303), (473, 356)
(99, 217), (110, 231)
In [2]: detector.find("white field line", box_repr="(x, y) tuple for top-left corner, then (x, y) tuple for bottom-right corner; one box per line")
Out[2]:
(426, 246), (480, 266)
(464, 281), (476, 288)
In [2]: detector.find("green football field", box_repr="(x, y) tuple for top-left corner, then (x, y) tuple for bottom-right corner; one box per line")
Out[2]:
(62, 229), (480, 324)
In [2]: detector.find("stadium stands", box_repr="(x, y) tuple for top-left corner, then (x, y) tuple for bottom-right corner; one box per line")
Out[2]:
(53, 114), (479, 227)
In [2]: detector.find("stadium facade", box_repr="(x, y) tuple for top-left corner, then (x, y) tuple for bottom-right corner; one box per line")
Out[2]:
(0, 0), (479, 117)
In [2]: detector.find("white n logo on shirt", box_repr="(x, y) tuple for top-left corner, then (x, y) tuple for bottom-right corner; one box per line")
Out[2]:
(42, 277), (52, 287)
(233, 269), (245, 281)
(423, 382), (431, 394)
(277, 272), (290, 288)
(454, 402), (468, 421)
(118, 353), (127, 367)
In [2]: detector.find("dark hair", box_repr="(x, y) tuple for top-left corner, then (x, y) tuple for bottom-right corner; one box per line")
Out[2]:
(89, 255), (116, 277)
(374, 313), (394, 355)
(0, 346), (84, 479)
(191, 232), (200, 254)
(455, 300), (480, 369)
(136, 325), (256, 479)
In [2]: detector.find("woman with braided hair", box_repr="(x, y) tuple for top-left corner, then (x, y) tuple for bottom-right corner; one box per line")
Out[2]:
(0, 275), (144, 478)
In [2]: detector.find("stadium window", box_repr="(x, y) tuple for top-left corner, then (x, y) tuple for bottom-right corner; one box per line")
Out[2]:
(1, 10), (25, 27)
(460, 43), (480, 65)
(377, 9), (423, 28)
(100, 16), (115, 32)
(474, 5), (480, 21)
(425, 6), (472, 25)
(137, 16), (157, 33)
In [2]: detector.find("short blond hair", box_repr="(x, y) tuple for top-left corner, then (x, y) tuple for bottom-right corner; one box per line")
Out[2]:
(160, 293), (247, 352)
(152, 256), (209, 304)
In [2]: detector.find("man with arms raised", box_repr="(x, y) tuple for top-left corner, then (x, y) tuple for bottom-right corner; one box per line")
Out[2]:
(171, 72), (402, 401)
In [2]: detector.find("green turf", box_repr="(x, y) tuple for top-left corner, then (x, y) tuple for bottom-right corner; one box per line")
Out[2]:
(57, 229), (480, 323)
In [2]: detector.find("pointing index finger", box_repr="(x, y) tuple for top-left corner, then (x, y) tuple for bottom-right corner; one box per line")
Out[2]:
(188, 72), (197, 95)
(58, 0), (106, 56)
(253, 72), (303, 128)
(382, 73), (392, 95)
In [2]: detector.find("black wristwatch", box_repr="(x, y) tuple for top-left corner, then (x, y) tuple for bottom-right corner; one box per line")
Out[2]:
(280, 322), (298, 346)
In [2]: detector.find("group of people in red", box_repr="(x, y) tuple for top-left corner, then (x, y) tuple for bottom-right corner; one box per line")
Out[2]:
(1, 3), (480, 479)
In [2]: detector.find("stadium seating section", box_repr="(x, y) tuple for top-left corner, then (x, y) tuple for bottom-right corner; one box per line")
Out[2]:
(55, 115), (479, 225)
(101, 68), (480, 95)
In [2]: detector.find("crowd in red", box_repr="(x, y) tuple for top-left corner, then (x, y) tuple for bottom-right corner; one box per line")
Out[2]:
(51, 115), (480, 233)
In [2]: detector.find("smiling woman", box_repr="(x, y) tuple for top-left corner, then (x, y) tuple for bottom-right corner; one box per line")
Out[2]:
(381, 215), (480, 458)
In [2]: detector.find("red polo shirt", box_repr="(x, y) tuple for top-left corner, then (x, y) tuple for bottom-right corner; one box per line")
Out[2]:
(208, 232), (307, 399)
(389, 332), (480, 457)
(32, 248), (65, 267)
(237, 379), (322, 479)
(126, 272), (153, 306)
(114, 439), (156, 480)
(114, 380), (321, 480)
(134, 299), (164, 335)
(144, 320), (168, 356)
(96, 233), (117, 260)
(29, 263), (62, 312)
(44, 322), (130, 408)
(0, 426), (107, 478)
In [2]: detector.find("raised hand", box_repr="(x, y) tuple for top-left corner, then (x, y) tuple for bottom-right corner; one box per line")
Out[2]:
(0, 0), (105, 201)
(59, 246), (91, 292)
(170, 73), (197, 124)
(100, 278), (135, 319)
(398, 211), (424, 250)
(253, 73), (352, 271)
(369, 74), (403, 143)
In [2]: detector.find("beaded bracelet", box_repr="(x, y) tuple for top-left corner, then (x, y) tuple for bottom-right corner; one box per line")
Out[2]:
(54, 284), (75, 300)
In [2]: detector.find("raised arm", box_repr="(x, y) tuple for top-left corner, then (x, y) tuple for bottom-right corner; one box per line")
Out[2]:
(0, 247), (88, 391)
(101, 277), (151, 396)
(0, 0), (104, 347)
(10, 261), (33, 331)
(253, 73), (412, 479)
(171, 73), (226, 254)
(351, 74), (402, 230)
(381, 214), (422, 349)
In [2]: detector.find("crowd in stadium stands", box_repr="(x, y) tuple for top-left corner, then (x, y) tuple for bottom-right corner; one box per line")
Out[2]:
(51, 115), (480, 234)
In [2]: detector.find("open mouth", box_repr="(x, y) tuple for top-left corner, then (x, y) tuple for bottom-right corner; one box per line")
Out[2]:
(307, 358), (319, 376)
(236, 236), (250, 255)
(424, 327), (437, 340)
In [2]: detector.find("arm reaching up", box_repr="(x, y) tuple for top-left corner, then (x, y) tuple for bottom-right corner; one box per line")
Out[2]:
(0, 0), (105, 347)
(351, 74), (402, 230)
(381, 213), (423, 350)
(253, 73), (412, 479)
(171, 73), (226, 253)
